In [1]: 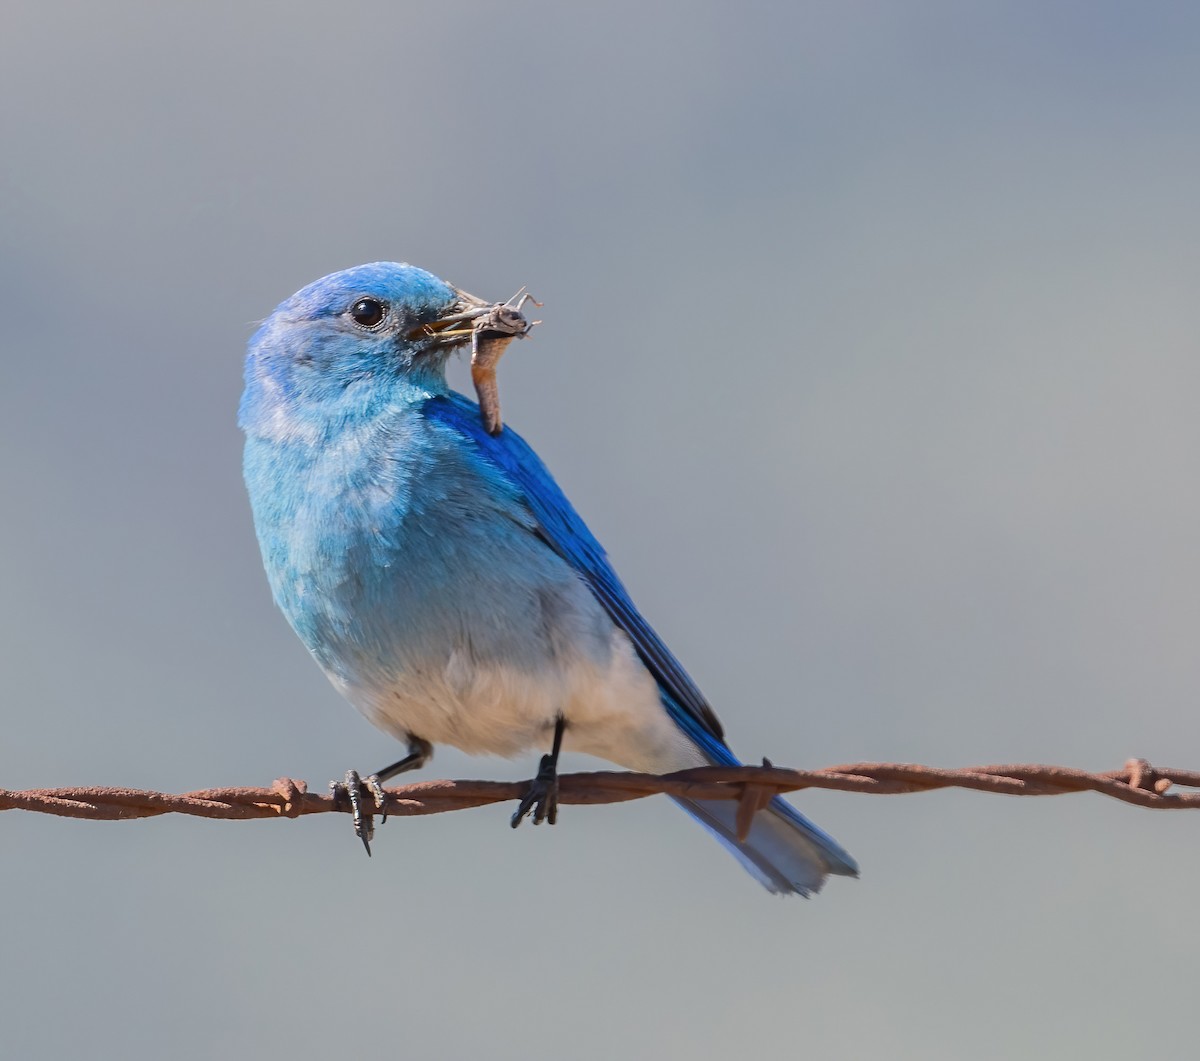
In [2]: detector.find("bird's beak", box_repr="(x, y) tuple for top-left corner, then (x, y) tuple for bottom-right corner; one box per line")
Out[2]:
(410, 287), (495, 346)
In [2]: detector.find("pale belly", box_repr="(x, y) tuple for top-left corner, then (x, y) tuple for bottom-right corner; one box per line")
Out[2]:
(327, 600), (707, 775)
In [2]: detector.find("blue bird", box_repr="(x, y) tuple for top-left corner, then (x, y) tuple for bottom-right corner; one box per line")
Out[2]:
(240, 262), (858, 895)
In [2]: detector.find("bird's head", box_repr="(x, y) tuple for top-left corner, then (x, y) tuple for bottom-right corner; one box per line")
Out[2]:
(240, 262), (492, 437)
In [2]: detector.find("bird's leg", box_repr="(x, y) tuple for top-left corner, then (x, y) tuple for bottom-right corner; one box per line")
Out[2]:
(368, 736), (434, 823)
(330, 735), (432, 856)
(511, 714), (565, 828)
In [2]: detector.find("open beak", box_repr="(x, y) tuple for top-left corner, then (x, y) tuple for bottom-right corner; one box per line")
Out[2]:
(410, 287), (495, 346)
(411, 286), (542, 347)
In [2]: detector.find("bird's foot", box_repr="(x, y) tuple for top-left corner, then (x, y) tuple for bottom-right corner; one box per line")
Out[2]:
(328, 738), (433, 854)
(511, 752), (559, 828)
(330, 769), (388, 856)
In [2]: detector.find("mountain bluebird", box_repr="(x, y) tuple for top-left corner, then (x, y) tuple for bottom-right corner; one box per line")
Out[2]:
(240, 262), (858, 895)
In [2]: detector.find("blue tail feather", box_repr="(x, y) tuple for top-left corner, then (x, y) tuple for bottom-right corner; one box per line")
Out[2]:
(672, 790), (858, 897)
(666, 700), (859, 895)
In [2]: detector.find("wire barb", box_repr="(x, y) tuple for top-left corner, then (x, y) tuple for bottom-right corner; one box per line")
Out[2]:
(2, 759), (1197, 823)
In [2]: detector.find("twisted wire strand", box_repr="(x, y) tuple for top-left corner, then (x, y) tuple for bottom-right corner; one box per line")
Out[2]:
(2, 759), (1197, 824)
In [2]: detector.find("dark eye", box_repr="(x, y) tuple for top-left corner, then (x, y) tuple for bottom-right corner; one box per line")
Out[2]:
(349, 297), (387, 328)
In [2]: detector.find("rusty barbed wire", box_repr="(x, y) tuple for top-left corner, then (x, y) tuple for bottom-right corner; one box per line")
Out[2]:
(2, 760), (1198, 830)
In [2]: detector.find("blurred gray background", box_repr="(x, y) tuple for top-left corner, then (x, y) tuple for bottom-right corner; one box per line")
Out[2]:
(2, 2), (1197, 1058)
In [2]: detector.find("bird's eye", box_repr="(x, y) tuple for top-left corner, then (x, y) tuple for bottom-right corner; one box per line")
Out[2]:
(349, 297), (387, 328)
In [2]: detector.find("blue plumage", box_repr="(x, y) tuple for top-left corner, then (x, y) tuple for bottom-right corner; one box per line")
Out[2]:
(241, 262), (857, 895)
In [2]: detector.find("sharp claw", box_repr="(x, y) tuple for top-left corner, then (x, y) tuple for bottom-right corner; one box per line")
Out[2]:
(366, 774), (388, 825)
(329, 743), (429, 854)
(331, 769), (374, 856)
(510, 753), (559, 829)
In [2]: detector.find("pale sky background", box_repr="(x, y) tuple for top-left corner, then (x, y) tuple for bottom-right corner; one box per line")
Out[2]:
(2, 3), (1198, 1058)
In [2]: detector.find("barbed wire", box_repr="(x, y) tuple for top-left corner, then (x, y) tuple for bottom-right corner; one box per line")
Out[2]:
(2, 760), (1198, 833)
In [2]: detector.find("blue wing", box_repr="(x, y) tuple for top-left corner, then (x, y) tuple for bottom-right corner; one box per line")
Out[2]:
(423, 393), (860, 889)
(423, 392), (728, 758)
